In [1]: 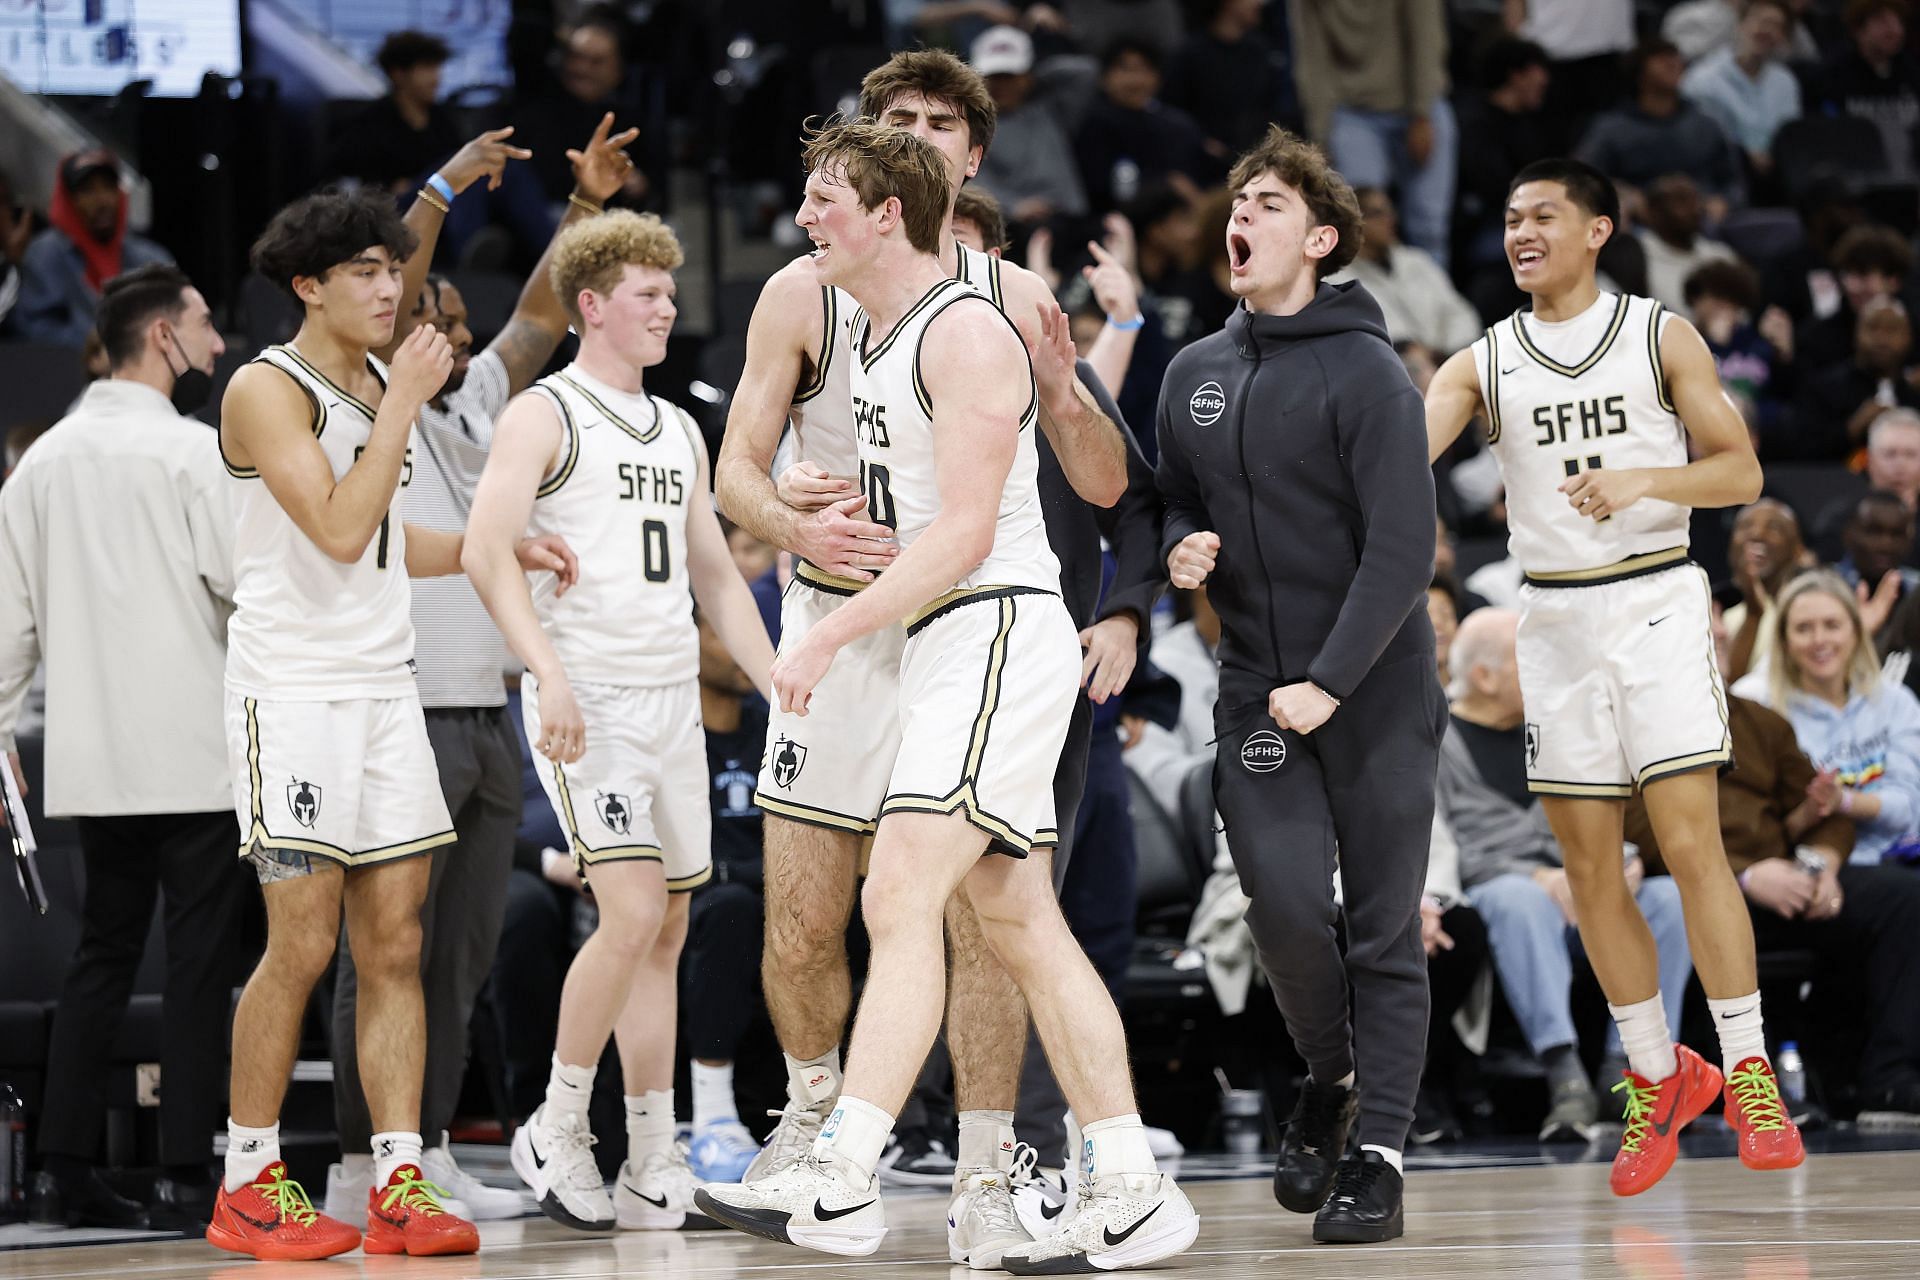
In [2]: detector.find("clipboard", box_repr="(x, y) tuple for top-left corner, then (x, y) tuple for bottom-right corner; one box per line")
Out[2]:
(3, 757), (45, 915)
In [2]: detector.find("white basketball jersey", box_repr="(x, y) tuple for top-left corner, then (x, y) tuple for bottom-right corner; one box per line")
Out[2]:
(786, 244), (1005, 483)
(1472, 292), (1691, 580)
(223, 344), (417, 702)
(524, 364), (702, 687)
(848, 272), (1059, 595)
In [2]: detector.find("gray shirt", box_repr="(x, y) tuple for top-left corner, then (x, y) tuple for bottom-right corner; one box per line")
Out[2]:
(1436, 715), (1562, 886)
(405, 348), (512, 708)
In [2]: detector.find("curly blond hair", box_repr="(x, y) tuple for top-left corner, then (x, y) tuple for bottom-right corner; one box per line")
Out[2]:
(549, 210), (684, 325)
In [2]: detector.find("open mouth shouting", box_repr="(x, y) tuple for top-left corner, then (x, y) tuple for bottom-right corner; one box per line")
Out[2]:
(1228, 231), (1253, 276)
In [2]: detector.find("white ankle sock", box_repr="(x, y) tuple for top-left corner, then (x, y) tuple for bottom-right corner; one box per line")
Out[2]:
(692, 1061), (737, 1129)
(224, 1119), (280, 1192)
(956, 1109), (1016, 1175)
(371, 1131), (423, 1186)
(1360, 1144), (1403, 1173)
(625, 1090), (675, 1162)
(813, 1094), (893, 1183)
(1608, 994), (1679, 1082)
(785, 1047), (842, 1108)
(1707, 992), (1768, 1075)
(545, 1054), (596, 1120)
(1081, 1114), (1157, 1179)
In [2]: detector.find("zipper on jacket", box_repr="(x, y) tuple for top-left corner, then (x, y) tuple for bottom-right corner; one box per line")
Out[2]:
(1231, 349), (1285, 684)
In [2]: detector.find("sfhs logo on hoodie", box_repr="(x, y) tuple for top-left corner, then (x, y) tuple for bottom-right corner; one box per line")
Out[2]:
(1189, 381), (1226, 426)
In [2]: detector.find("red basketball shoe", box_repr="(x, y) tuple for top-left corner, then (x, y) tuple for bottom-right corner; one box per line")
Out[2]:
(363, 1164), (481, 1256)
(206, 1162), (362, 1260)
(1724, 1057), (1806, 1171)
(1609, 1045), (1723, 1196)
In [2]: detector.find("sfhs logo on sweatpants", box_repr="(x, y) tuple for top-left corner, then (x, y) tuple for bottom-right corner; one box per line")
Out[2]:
(1241, 730), (1286, 773)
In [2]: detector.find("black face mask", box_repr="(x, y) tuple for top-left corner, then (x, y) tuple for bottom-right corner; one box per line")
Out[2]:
(164, 327), (213, 416)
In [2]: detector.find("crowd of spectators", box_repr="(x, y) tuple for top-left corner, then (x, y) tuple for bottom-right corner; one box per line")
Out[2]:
(9, 0), (1920, 1170)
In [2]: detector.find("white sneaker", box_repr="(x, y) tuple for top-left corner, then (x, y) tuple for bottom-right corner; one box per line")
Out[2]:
(1002, 1173), (1199, 1274)
(422, 1133), (525, 1220)
(743, 1097), (831, 1182)
(323, 1162), (371, 1227)
(511, 1104), (614, 1231)
(616, 1144), (710, 1230)
(949, 1168), (1034, 1270)
(688, 1118), (761, 1183)
(694, 1152), (886, 1256)
(1008, 1143), (1072, 1239)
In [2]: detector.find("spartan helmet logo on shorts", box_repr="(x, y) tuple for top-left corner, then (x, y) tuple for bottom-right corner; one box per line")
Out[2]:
(596, 792), (633, 835)
(771, 736), (807, 789)
(1526, 723), (1542, 769)
(286, 780), (321, 828)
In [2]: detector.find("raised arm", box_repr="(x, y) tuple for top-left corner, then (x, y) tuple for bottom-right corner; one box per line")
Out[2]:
(489, 113), (640, 395)
(1425, 346), (1484, 464)
(1004, 259), (1127, 506)
(222, 326), (451, 564)
(679, 417), (775, 702)
(399, 128), (534, 336)
(713, 259), (898, 579)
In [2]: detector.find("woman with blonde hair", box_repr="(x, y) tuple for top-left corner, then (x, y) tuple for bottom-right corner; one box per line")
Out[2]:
(1732, 571), (1920, 867)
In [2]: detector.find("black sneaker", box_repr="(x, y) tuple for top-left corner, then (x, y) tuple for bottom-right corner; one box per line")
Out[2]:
(1273, 1078), (1358, 1213)
(1856, 1078), (1920, 1130)
(877, 1125), (957, 1187)
(145, 1174), (216, 1233)
(1408, 1083), (1462, 1147)
(43, 1166), (149, 1229)
(1312, 1149), (1404, 1244)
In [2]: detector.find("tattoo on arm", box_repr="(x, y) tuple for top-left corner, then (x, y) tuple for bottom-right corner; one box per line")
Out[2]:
(491, 319), (563, 397)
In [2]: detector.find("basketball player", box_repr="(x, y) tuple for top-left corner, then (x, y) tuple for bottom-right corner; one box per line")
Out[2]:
(1425, 158), (1804, 1194)
(712, 50), (1132, 1266)
(209, 187), (573, 1260)
(462, 210), (776, 1234)
(696, 121), (1197, 1274)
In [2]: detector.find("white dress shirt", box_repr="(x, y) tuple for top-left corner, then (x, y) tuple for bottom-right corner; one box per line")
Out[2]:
(0, 379), (238, 816)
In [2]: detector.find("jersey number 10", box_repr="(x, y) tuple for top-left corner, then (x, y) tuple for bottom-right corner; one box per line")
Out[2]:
(860, 460), (897, 530)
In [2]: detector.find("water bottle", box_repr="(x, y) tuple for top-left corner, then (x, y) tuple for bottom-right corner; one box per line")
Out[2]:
(1, 1083), (23, 1221)
(1220, 1090), (1264, 1155)
(1776, 1041), (1807, 1110)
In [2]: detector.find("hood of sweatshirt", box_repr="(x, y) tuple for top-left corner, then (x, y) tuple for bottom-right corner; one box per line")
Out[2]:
(1227, 279), (1393, 357)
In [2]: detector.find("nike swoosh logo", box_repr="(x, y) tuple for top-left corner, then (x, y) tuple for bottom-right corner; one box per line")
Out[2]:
(814, 1197), (876, 1221)
(230, 1207), (281, 1232)
(1501, 364), (1522, 375)
(1103, 1202), (1161, 1246)
(1650, 1089), (1684, 1136)
(636, 1190), (668, 1208)
(1649, 615), (1670, 627)
(1041, 1198), (1065, 1220)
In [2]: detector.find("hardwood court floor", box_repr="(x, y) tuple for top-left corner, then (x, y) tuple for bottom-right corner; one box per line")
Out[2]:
(6, 1148), (1920, 1280)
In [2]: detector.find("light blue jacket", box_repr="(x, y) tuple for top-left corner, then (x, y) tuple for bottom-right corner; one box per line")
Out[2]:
(1736, 673), (1920, 865)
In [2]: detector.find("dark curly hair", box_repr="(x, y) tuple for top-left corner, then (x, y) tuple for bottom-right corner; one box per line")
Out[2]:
(250, 190), (418, 299)
(375, 31), (449, 74)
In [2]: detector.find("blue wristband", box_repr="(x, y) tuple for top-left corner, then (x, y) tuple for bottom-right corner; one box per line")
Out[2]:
(1106, 313), (1144, 332)
(426, 172), (455, 205)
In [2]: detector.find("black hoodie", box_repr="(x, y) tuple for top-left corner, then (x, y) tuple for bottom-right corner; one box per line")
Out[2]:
(1155, 280), (1436, 705)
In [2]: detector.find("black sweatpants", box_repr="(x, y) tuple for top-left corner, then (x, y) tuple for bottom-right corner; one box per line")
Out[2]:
(1212, 652), (1445, 1152)
(333, 706), (522, 1148)
(38, 810), (251, 1168)
(684, 879), (765, 1060)
(1748, 862), (1920, 1094)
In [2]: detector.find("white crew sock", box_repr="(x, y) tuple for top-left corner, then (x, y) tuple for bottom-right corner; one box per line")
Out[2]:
(956, 1109), (1016, 1176)
(1707, 992), (1769, 1075)
(625, 1090), (675, 1163)
(812, 1094), (893, 1183)
(693, 1061), (738, 1129)
(545, 1053), (596, 1120)
(1608, 994), (1679, 1082)
(224, 1119), (280, 1192)
(1360, 1144), (1403, 1173)
(371, 1131), (423, 1187)
(785, 1047), (842, 1108)
(1081, 1113), (1157, 1179)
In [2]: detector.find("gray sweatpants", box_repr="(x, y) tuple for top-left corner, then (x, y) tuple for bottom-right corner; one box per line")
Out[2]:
(1211, 652), (1445, 1153)
(332, 705), (522, 1150)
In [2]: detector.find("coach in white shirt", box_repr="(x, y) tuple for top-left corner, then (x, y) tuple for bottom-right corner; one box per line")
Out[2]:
(0, 263), (249, 1227)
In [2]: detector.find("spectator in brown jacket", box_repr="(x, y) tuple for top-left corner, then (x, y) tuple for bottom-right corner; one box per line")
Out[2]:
(1626, 608), (1920, 1123)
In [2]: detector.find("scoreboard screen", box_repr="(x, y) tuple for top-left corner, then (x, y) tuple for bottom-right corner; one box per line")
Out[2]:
(0, 0), (243, 97)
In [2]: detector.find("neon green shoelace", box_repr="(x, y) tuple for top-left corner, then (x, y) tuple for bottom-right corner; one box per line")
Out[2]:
(1728, 1064), (1790, 1132)
(1612, 1077), (1659, 1154)
(253, 1168), (321, 1226)
(379, 1169), (451, 1217)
